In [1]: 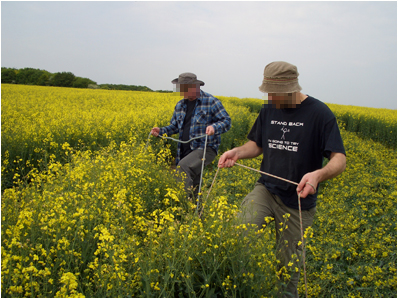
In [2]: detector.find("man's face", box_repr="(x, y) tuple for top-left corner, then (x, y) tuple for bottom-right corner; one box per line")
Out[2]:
(177, 84), (200, 100)
(267, 92), (300, 108)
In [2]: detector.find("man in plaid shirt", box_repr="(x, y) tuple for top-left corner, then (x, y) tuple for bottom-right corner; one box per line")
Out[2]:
(151, 72), (231, 197)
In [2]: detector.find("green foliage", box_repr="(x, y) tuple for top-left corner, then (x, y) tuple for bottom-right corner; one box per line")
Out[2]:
(99, 83), (152, 92)
(1, 67), (151, 91)
(50, 72), (76, 87)
(37, 73), (50, 86)
(12, 67), (51, 85)
(1, 67), (17, 83)
(155, 90), (173, 93)
(72, 77), (97, 89)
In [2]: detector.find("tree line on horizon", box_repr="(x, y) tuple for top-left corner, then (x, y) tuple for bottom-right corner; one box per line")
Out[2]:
(1, 67), (172, 93)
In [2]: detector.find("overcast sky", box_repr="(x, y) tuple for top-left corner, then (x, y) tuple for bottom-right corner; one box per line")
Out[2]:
(1, 1), (397, 109)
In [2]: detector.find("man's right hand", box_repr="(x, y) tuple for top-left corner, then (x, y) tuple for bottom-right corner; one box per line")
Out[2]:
(218, 149), (239, 168)
(150, 127), (160, 137)
(218, 141), (263, 168)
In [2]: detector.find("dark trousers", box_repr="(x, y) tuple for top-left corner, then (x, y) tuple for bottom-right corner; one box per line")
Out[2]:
(176, 147), (217, 197)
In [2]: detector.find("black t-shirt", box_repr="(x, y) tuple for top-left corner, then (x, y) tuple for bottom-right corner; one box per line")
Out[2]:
(181, 99), (197, 159)
(247, 95), (346, 210)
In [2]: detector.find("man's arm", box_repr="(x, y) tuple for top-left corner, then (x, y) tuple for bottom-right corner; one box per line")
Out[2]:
(158, 104), (180, 137)
(218, 141), (263, 168)
(297, 152), (346, 198)
(211, 99), (231, 135)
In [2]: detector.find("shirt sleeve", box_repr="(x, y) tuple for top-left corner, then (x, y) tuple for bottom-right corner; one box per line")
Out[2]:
(211, 98), (231, 134)
(159, 103), (180, 136)
(322, 117), (346, 159)
(247, 110), (263, 148)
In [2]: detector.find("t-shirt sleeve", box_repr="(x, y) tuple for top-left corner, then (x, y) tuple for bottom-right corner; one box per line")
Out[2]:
(322, 117), (346, 159)
(247, 110), (263, 148)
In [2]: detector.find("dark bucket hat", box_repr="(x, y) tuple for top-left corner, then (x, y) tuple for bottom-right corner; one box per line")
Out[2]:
(172, 72), (205, 86)
(259, 61), (302, 93)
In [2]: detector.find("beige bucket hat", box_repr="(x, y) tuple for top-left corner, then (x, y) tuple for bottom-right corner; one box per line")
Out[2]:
(259, 61), (302, 93)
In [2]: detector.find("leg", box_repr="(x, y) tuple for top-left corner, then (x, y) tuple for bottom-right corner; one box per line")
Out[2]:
(274, 196), (316, 298)
(176, 147), (216, 197)
(239, 182), (276, 231)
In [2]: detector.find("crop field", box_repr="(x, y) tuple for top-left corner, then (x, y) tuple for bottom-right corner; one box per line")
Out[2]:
(1, 84), (397, 297)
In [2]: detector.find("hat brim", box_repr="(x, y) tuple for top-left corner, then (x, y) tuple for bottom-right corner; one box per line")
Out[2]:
(259, 81), (301, 93)
(172, 78), (205, 86)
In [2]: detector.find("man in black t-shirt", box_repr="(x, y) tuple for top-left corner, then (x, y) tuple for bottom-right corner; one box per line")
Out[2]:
(218, 61), (346, 297)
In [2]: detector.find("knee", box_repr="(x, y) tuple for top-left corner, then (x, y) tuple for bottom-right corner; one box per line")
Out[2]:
(176, 158), (193, 176)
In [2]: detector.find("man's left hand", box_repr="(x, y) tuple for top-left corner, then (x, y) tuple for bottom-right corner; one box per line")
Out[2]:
(297, 172), (319, 198)
(206, 125), (215, 136)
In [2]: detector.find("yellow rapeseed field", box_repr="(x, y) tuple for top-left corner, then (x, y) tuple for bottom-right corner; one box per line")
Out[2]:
(1, 84), (396, 297)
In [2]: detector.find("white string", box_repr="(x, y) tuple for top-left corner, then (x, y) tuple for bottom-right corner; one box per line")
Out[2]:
(146, 132), (208, 214)
(196, 135), (208, 213)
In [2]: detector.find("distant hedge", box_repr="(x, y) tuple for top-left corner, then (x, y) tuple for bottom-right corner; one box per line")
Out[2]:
(1, 67), (152, 92)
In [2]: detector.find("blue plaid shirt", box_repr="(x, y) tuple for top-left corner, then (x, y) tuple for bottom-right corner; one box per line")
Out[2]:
(159, 90), (231, 164)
